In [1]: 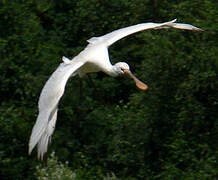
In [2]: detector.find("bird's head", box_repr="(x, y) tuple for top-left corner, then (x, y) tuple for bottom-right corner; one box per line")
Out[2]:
(113, 62), (130, 75)
(113, 62), (148, 91)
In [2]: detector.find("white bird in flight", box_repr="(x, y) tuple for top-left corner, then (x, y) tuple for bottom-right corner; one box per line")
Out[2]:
(28, 19), (202, 160)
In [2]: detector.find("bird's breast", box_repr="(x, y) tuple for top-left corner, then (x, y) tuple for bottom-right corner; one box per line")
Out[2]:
(77, 44), (113, 76)
(78, 62), (100, 76)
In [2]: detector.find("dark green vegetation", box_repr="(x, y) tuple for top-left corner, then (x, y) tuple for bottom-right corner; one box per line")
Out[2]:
(0, 0), (217, 179)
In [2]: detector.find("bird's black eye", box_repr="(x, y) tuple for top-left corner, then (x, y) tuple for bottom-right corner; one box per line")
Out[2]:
(121, 67), (125, 71)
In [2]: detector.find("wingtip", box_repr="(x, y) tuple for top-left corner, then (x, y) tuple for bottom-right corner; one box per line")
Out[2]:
(28, 141), (34, 155)
(28, 146), (33, 155)
(190, 26), (204, 32)
(171, 18), (177, 23)
(196, 27), (204, 32)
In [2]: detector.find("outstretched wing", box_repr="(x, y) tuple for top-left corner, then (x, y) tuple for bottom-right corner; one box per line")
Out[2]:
(29, 57), (85, 160)
(87, 19), (203, 47)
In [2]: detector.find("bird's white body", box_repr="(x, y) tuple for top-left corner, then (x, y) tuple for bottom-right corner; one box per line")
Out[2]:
(77, 44), (113, 76)
(28, 19), (202, 159)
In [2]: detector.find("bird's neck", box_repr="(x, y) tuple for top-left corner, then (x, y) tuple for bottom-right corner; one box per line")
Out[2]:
(105, 65), (119, 77)
(103, 65), (120, 77)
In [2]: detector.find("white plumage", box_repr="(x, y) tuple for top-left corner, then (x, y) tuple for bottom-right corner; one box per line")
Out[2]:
(28, 19), (202, 160)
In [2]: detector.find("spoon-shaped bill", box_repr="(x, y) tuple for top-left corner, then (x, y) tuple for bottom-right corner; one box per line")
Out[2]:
(123, 70), (148, 91)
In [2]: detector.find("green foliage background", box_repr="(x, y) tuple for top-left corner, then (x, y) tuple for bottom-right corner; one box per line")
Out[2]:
(0, 0), (217, 179)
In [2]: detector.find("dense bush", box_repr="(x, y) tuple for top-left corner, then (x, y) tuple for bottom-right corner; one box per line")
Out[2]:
(0, 0), (217, 179)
